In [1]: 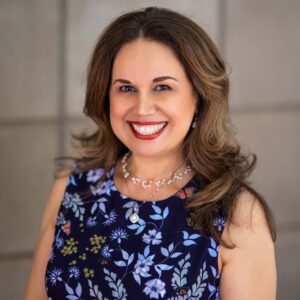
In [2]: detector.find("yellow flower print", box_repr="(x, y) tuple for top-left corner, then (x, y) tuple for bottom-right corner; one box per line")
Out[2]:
(89, 234), (106, 254)
(84, 267), (95, 278)
(61, 237), (79, 256)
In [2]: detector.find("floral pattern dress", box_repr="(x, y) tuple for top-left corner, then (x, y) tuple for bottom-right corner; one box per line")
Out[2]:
(45, 165), (226, 300)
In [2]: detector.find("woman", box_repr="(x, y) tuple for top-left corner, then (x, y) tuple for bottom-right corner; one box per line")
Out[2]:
(24, 7), (276, 300)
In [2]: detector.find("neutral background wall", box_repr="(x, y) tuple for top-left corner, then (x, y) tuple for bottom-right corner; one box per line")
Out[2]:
(0, 0), (299, 299)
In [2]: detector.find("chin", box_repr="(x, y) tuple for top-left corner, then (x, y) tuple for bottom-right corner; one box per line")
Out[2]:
(129, 147), (166, 158)
(127, 143), (180, 160)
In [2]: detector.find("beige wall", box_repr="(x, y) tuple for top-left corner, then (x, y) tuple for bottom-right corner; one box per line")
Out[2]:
(0, 0), (299, 299)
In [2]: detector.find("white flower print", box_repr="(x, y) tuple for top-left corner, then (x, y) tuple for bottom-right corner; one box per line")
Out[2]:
(68, 266), (80, 279)
(87, 168), (104, 183)
(101, 244), (112, 258)
(110, 228), (129, 243)
(143, 278), (166, 299)
(142, 229), (162, 245)
(48, 268), (63, 286)
(103, 210), (117, 226)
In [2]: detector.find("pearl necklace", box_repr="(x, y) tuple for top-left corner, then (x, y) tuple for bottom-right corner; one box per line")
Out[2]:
(121, 152), (192, 223)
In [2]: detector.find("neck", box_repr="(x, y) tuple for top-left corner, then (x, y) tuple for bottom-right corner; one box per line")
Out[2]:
(125, 150), (186, 181)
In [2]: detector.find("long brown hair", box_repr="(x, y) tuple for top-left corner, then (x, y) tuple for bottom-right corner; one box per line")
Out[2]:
(62, 6), (276, 246)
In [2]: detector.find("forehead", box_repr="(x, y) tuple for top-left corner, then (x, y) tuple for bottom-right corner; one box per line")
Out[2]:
(111, 39), (187, 81)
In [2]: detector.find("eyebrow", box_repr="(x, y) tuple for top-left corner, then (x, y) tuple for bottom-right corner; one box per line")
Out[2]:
(112, 76), (178, 85)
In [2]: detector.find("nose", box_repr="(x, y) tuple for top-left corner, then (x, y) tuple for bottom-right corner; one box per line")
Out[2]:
(134, 92), (156, 115)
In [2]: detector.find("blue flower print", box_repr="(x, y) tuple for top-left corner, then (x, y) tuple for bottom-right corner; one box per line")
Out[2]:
(208, 283), (220, 300)
(88, 279), (110, 300)
(101, 244), (112, 258)
(90, 197), (108, 215)
(208, 238), (219, 257)
(62, 192), (85, 221)
(86, 216), (97, 227)
(103, 268), (128, 299)
(64, 282), (82, 299)
(101, 179), (117, 195)
(110, 228), (129, 243)
(68, 175), (77, 186)
(46, 164), (226, 299)
(106, 166), (115, 179)
(86, 168), (104, 183)
(128, 218), (146, 235)
(55, 237), (64, 249)
(143, 278), (166, 299)
(133, 246), (155, 284)
(124, 201), (142, 221)
(213, 216), (226, 232)
(48, 268), (63, 286)
(90, 179), (116, 196)
(182, 230), (201, 246)
(150, 204), (169, 221)
(134, 257), (153, 277)
(68, 266), (80, 279)
(142, 229), (162, 245)
(103, 210), (117, 226)
(207, 266), (221, 299)
(56, 212), (66, 226)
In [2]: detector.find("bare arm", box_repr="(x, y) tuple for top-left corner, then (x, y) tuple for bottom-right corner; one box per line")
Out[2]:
(23, 172), (70, 300)
(219, 190), (277, 300)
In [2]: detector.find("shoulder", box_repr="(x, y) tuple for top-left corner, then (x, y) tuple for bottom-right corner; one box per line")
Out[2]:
(53, 167), (72, 190)
(221, 189), (273, 251)
(218, 189), (276, 299)
(230, 189), (267, 230)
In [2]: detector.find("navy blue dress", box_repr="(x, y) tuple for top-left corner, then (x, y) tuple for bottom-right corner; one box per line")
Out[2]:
(45, 165), (226, 299)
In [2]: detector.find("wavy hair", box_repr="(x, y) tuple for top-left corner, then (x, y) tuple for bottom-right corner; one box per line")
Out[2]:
(62, 6), (276, 246)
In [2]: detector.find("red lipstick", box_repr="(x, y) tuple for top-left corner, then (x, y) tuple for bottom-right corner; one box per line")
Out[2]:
(127, 121), (168, 140)
(129, 121), (167, 125)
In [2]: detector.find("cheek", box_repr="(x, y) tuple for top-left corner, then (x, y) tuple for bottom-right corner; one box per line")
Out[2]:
(109, 106), (122, 141)
(109, 99), (130, 139)
(167, 99), (195, 126)
(110, 99), (125, 122)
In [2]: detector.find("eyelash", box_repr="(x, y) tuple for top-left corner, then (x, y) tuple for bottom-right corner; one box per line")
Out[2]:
(119, 85), (171, 93)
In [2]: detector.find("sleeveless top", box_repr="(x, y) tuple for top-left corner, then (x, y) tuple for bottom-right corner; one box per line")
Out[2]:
(45, 165), (226, 300)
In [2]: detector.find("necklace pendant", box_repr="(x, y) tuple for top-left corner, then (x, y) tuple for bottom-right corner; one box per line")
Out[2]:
(129, 212), (139, 223)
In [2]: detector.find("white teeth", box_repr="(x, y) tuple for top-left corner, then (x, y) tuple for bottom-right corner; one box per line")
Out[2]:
(131, 123), (166, 135)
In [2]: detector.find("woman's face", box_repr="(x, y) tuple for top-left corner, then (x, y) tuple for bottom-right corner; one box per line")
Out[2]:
(109, 38), (197, 159)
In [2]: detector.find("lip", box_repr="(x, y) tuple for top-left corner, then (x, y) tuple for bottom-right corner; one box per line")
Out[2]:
(127, 121), (168, 140)
(128, 121), (168, 125)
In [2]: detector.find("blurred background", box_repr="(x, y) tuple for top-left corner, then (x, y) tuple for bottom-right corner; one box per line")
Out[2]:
(0, 0), (299, 299)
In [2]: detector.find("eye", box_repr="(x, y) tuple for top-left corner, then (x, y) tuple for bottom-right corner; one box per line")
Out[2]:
(119, 85), (135, 93)
(155, 84), (171, 91)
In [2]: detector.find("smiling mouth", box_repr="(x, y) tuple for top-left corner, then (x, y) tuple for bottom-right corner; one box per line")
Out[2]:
(127, 121), (168, 137)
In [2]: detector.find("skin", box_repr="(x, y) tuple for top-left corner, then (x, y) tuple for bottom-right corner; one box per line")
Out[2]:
(109, 38), (197, 181)
(24, 38), (276, 299)
(219, 192), (277, 299)
(109, 38), (197, 200)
